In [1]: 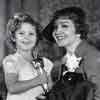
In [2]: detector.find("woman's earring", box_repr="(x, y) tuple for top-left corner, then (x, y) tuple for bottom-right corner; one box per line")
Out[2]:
(11, 37), (16, 42)
(77, 34), (80, 38)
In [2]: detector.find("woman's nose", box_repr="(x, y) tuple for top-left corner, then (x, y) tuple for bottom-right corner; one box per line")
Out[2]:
(55, 26), (62, 34)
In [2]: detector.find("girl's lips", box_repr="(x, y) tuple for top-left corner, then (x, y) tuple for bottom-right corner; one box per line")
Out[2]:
(22, 41), (31, 45)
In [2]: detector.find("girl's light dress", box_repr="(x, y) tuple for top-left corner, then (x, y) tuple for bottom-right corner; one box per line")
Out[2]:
(3, 52), (53, 100)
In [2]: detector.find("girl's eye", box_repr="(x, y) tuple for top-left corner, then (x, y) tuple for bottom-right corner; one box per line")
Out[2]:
(29, 33), (34, 35)
(18, 32), (24, 35)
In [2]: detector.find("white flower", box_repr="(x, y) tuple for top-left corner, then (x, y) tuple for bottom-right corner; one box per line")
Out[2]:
(65, 53), (82, 72)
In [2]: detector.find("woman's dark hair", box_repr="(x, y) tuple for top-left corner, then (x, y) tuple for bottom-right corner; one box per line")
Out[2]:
(6, 12), (42, 52)
(52, 6), (89, 40)
(42, 6), (89, 42)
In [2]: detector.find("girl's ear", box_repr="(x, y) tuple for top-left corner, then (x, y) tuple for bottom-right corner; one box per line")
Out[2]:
(32, 46), (39, 59)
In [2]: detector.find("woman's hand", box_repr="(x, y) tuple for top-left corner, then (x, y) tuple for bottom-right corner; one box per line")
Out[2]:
(36, 93), (46, 100)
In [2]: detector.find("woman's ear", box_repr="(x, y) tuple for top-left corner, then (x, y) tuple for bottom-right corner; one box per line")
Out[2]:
(52, 31), (56, 40)
(76, 34), (81, 38)
(11, 36), (16, 42)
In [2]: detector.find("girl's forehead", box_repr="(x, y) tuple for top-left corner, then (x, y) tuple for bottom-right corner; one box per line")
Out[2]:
(19, 22), (36, 29)
(15, 22), (36, 33)
(21, 22), (35, 26)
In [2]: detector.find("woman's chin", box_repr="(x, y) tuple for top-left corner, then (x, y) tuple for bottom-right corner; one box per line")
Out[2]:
(56, 42), (66, 47)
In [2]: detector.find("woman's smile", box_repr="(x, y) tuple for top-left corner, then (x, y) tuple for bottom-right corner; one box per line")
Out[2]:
(54, 33), (68, 41)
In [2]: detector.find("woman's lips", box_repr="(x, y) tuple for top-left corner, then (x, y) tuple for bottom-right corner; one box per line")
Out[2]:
(55, 34), (66, 40)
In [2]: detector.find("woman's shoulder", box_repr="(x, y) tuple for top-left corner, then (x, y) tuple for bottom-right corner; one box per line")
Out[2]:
(42, 57), (53, 73)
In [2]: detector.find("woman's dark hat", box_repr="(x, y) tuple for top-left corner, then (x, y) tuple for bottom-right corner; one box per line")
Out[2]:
(42, 20), (55, 43)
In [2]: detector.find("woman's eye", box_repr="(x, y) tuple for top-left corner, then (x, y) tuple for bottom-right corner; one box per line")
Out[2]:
(62, 24), (68, 28)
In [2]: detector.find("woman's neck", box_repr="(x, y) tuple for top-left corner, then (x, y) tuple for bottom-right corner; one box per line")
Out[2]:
(65, 38), (82, 55)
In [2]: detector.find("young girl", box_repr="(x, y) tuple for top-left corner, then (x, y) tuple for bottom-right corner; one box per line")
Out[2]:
(3, 12), (53, 100)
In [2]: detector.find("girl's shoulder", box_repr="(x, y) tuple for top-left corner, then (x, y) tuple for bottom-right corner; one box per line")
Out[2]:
(2, 53), (19, 74)
(3, 53), (18, 66)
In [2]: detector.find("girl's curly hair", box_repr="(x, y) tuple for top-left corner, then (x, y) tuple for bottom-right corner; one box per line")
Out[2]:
(6, 12), (42, 53)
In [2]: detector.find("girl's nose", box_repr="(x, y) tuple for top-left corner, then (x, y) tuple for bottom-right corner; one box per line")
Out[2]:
(23, 34), (30, 40)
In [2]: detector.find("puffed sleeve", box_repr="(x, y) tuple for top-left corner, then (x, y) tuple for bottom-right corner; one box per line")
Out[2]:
(43, 57), (53, 75)
(3, 55), (18, 74)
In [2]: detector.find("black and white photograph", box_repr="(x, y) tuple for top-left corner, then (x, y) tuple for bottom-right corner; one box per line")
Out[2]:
(0, 0), (100, 100)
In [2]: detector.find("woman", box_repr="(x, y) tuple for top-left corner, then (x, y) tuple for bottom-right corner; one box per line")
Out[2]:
(42, 6), (98, 100)
(3, 12), (53, 100)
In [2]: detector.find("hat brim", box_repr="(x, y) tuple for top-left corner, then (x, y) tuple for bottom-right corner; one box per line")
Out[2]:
(42, 20), (55, 43)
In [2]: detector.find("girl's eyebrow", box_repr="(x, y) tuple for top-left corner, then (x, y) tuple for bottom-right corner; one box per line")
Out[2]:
(16, 31), (24, 33)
